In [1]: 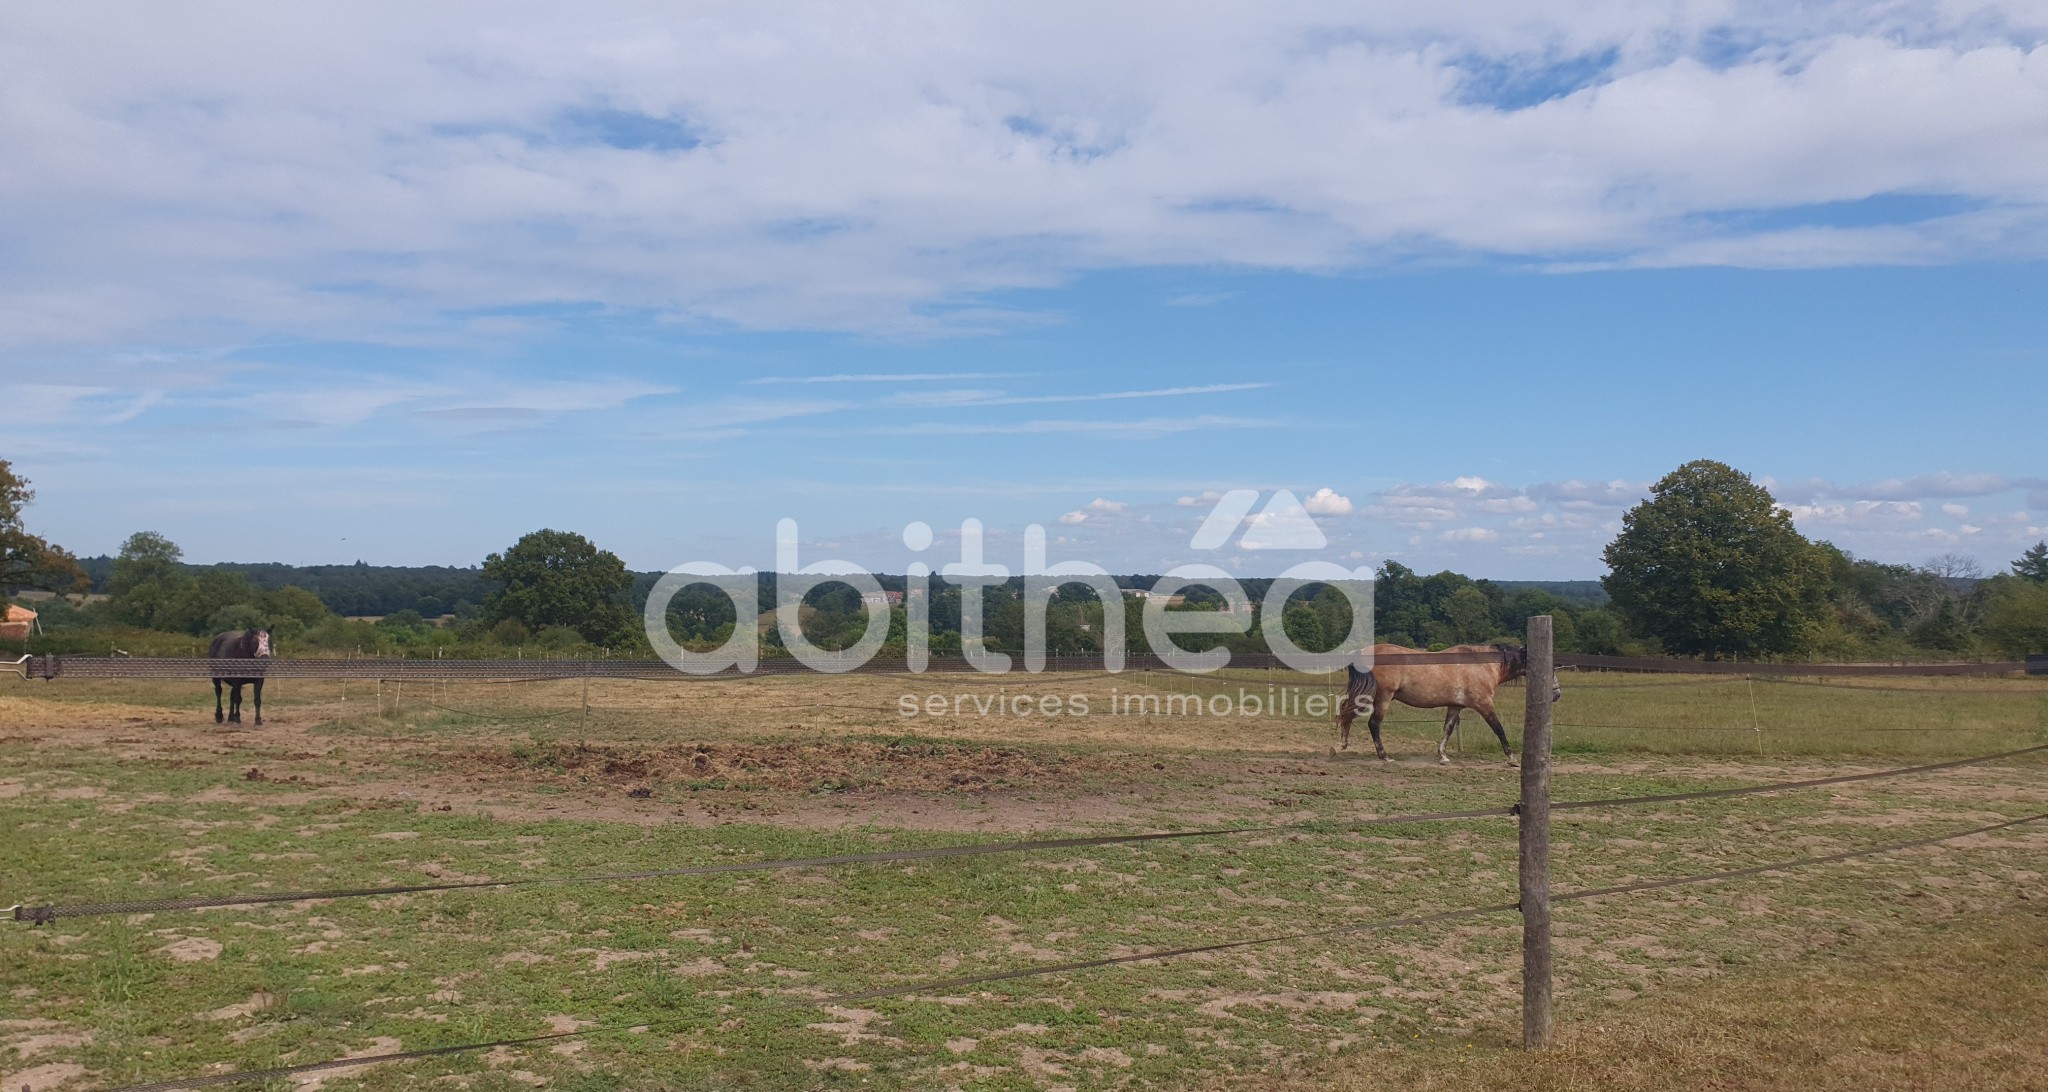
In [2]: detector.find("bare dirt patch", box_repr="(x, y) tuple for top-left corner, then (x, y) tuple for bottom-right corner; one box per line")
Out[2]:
(449, 738), (1129, 796)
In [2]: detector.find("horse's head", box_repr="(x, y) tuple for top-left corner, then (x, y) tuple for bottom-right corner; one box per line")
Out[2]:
(250, 629), (272, 657)
(1492, 642), (1561, 702)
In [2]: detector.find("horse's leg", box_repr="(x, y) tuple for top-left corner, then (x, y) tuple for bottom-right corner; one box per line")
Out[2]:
(1366, 696), (1389, 762)
(252, 679), (264, 727)
(1438, 708), (1461, 764)
(228, 683), (242, 724)
(214, 679), (224, 724)
(1336, 692), (1356, 751)
(1474, 701), (1516, 766)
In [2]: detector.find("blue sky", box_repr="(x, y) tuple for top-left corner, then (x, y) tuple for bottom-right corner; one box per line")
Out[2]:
(4, 3), (2046, 578)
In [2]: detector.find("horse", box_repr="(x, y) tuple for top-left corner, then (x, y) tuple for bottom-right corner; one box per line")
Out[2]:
(1336, 642), (1560, 765)
(208, 628), (272, 726)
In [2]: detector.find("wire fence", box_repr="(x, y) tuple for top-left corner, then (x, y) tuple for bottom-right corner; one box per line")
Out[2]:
(95, 808), (2048, 1092)
(17, 650), (2038, 681)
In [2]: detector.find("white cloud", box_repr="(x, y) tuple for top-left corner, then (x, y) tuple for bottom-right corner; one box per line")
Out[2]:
(1176, 490), (1225, 507)
(1303, 487), (1353, 516)
(1526, 479), (1644, 506)
(1855, 472), (2013, 500)
(6, 5), (2048, 347)
(1941, 502), (1970, 518)
(1441, 527), (1499, 542)
(1787, 500), (1926, 526)
(1057, 497), (1127, 525)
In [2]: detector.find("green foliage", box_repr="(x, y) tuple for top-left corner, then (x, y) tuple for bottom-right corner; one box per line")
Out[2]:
(1602, 460), (1833, 658)
(108, 531), (182, 595)
(1979, 576), (2048, 657)
(481, 529), (634, 645)
(377, 609), (427, 631)
(260, 585), (332, 627)
(1280, 603), (1328, 652)
(0, 459), (87, 593)
(2015, 542), (2048, 585)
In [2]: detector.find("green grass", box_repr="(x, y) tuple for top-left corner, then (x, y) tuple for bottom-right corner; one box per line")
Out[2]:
(3, 671), (2047, 1089)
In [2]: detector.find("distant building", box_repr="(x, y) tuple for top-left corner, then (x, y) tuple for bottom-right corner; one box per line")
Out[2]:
(1122, 589), (1186, 605)
(861, 590), (905, 606)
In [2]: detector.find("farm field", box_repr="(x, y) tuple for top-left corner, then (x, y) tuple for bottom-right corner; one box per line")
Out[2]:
(3, 668), (2045, 1091)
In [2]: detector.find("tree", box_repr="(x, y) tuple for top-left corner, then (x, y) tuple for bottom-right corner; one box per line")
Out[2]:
(2015, 542), (2048, 585)
(1602, 460), (1832, 658)
(481, 529), (633, 644)
(1442, 585), (1496, 643)
(1979, 578), (2048, 658)
(109, 531), (184, 595)
(1923, 553), (1984, 580)
(260, 585), (332, 628)
(108, 531), (189, 630)
(1281, 602), (1328, 653)
(0, 460), (87, 593)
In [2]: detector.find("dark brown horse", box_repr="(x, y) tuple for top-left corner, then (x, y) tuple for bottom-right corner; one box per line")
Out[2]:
(209, 628), (272, 726)
(1336, 642), (1559, 765)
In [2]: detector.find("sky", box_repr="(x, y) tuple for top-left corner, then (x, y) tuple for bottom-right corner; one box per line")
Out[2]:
(3, 2), (2046, 579)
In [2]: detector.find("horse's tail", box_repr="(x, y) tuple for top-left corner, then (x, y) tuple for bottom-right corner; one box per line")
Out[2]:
(1339, 662), (1375, 725)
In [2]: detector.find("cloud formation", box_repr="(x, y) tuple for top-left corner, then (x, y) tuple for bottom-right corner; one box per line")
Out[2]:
(4, 3), (2047, 347)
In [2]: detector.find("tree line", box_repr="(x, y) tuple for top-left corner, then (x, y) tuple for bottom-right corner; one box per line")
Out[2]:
(5, 456), (2046, 660)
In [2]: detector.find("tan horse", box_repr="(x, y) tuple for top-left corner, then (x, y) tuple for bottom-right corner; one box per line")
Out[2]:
(1336, 643), (1558, 765)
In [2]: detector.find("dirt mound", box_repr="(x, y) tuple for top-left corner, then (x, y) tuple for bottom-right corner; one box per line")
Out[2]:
(460, 739), (1090, 795)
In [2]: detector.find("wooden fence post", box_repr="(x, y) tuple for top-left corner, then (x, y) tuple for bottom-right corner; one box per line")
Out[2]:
(1520, 614), (1555, 1049)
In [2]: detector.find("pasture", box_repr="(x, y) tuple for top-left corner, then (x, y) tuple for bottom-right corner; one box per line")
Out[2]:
(3, 667), (2045, 1091)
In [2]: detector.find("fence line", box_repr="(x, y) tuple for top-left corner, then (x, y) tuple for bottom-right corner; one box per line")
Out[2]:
(7, 807), (1515, 923)
(20, 651), (2032, 682)
(16, 742), (2044, 925)
(1749, 676), (2048, 696)
(100, 808), (2048, 1092)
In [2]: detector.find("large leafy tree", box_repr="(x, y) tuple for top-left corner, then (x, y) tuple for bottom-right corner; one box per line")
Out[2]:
(0, 460), (88, 594)
(1602, 460), (1832, 658)
(481, 529), (633, 644)
(108, 531), (188, 630)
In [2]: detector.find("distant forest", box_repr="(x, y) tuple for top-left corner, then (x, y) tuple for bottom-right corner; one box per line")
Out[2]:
(72, 556), (1608, 620)
(76, 557), (493, 618)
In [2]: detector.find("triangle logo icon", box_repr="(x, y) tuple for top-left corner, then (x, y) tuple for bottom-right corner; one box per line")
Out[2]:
(1237, 489), (1326, 550)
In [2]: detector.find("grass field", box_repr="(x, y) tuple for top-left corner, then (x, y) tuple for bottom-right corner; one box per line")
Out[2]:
(3, 668), (2045, 1090)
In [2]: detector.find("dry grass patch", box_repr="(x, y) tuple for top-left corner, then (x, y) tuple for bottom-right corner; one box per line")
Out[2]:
(452, 737), (1131, 795)
(1249, 903), (2048, 1092)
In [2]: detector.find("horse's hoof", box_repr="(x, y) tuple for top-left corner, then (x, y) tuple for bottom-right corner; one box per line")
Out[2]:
(1506, 757), (1520, 768)
(1438, 757), (1450, 765)
(214, 714), (224, 724)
